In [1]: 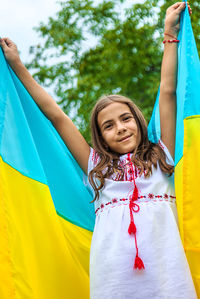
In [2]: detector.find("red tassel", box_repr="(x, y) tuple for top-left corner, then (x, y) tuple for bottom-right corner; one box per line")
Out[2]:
(128, 221), (137, 235)
(132, 185), (138, 201)
(134, 255), (145, 270)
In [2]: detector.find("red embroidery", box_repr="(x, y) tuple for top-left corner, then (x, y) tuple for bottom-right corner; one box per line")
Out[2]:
(128, 168), (133, 175)
(135, 167), (138, 179)
(95, 207), (100, 213)
(112, 198), (118, 203)
(121, 198), (127, 201)
(91, 149), (100, 166)
(91, 149), (95, 162)
(95, 194), (176, 214)
(158, 140), (165, 150)
(118, 156), (140, 182)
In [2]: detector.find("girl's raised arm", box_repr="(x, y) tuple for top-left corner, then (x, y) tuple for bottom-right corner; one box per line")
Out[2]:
(159, 2), (191, 159)
(0, 38), (90, 174)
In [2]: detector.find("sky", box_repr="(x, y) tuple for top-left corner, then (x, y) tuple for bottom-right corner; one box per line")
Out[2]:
(0, 0), (60, 63)
(0, 0), (144, 97)
(0, 0), (145, 62)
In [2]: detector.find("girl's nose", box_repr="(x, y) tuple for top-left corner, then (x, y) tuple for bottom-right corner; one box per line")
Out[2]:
(116, 121), (126, 133)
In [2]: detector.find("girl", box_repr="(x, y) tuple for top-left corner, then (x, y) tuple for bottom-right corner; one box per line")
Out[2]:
(0, 2), (197, 298)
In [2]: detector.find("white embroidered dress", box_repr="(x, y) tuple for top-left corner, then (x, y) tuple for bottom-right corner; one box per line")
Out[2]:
(87, 140), (197, 299)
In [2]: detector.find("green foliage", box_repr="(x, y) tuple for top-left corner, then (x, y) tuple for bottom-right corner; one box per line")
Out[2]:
(27, 0), (200, 143)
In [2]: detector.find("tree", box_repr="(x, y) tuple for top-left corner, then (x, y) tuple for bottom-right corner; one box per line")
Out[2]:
(27, 0), (200, 143)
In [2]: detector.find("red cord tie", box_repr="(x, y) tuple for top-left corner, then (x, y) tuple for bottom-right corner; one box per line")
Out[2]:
(128, 200), (139, 234)
(127, 154), (145, 270)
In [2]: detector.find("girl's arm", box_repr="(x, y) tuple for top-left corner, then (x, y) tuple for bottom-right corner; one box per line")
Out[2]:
(0, 38), (90, 173)
(159, 2), (191, 159)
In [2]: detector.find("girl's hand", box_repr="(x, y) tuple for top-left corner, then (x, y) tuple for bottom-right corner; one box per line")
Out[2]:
(0, 38), (22, 66)
(165, 2), (192, 38)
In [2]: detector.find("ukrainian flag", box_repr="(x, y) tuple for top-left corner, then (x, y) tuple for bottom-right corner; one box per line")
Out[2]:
(1, 1), (200, 298)
(148, 1), (200, 296)
(0, 46), (95, 297)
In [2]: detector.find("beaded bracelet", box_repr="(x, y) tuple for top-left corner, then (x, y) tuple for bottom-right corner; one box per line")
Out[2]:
(163, 39), (180, 44)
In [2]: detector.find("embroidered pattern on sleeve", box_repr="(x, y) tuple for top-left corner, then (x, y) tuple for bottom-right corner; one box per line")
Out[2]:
(158, 140), (165, 150)
(91, 148), (100, 169)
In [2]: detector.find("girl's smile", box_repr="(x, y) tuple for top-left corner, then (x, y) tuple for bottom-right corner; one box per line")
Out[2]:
(118, 134), (133, 142)
(97, 102), (140, 154)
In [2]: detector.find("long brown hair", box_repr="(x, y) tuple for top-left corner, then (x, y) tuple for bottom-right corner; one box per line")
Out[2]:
(88, 94), (174, 202)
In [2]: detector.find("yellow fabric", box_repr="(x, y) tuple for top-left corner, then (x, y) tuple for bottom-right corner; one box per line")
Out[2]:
(174, 158), (184, 239)
(0, 156), (92, 299)
(175, 116), (200, 298)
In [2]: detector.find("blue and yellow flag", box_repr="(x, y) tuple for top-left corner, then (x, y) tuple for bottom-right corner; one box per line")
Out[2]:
(0, 47), (94, 297)
(0, 1), (200, 298)
(148, 1), (200, 296)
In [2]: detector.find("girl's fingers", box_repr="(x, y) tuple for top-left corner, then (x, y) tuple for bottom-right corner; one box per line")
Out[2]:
(0, 39), (9, 51)
(0, 38), (16, 51)
(171, 2), (184, 9)
(0, 38), (7, 46)
(187, 4), (192, 15)
(2, 37), (14, 47)
(176, 2), (187, 13)
(169, 2), (192, 14)
(166, 2), (185, 15)
(169, 2), (185, 11)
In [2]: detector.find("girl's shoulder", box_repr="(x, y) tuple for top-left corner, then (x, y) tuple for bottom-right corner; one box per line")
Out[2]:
(87, 147), (101, 175)
(158, 139), (174, 166)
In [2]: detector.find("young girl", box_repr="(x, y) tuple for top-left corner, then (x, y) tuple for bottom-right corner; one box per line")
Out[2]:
(0, 2), (197, 298)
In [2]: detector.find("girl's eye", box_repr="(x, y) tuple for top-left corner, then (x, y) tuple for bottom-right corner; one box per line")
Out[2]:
(123, 116), (131, 121)
(105, 124), (112, 130)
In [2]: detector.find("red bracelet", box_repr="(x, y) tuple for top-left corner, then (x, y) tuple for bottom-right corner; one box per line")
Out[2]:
(163, 39), (180, 44)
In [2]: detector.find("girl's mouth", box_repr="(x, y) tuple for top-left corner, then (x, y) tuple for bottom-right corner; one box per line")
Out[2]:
(118, 135), (132, 142)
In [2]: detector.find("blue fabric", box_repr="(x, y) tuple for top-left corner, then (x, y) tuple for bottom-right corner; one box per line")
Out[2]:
(148, 0), (200, 166)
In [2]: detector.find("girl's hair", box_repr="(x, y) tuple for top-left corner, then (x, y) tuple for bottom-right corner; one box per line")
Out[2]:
(88, 94), (174, 202)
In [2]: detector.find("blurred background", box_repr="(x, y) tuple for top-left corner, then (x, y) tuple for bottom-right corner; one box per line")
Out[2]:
(1, 0), (200, 143)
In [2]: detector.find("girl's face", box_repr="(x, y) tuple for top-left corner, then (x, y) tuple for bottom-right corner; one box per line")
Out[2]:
(97, 102), (140, 154)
